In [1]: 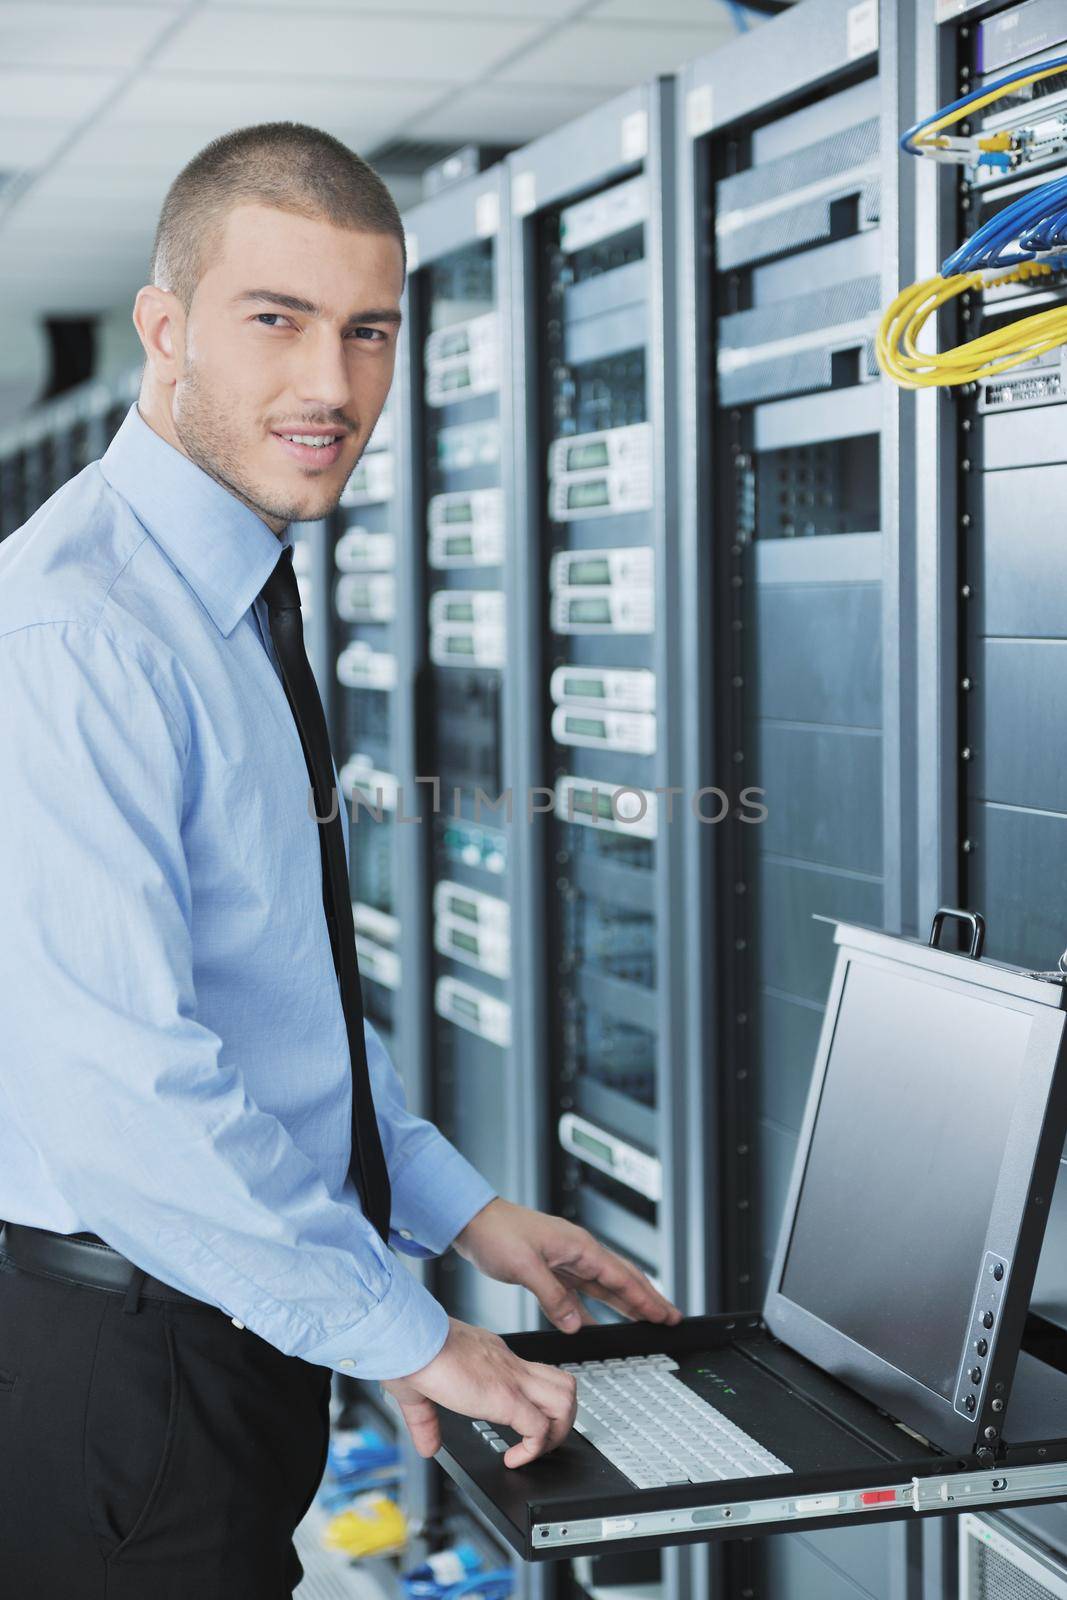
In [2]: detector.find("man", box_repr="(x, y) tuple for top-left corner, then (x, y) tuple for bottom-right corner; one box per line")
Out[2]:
(0, 122), (679, 1597)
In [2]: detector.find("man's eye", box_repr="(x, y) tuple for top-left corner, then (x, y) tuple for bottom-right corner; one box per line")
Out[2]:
(349, 327), (387, 341)
(254, 313), (290, 328)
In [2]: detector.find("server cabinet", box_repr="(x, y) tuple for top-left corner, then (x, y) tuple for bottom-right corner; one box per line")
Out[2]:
(388, 162), (531, 1592)
(328, 399), (403, 1051)
(916, 0), (1067, 1584)
(677, 2), (918, 1595)
(508, 76), (688, 1335)
(394, 163), (528, 1339)
(0, 370), (138, 537)
(505, 79), (691, 1600)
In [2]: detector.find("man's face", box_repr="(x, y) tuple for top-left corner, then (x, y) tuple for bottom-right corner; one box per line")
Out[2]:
(171, 203), (404, 531)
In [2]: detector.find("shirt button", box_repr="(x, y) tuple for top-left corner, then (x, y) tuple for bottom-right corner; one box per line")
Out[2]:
(231, 1318), (245, 1330)
(398, 1229), (414, 1241)
(339, 1358), (356, 1369)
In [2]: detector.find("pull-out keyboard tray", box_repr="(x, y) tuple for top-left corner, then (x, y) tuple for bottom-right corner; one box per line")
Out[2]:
(434, 1313), (1067, 1562)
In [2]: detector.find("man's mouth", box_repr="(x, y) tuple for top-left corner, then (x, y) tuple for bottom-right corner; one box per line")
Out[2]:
(271, 430), (346, 467)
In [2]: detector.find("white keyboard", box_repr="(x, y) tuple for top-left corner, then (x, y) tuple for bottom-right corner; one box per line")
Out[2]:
(562, 1353), (791, 1489)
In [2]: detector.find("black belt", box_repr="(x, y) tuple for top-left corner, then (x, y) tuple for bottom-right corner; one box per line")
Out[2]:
(0, 1222), (218, 1311)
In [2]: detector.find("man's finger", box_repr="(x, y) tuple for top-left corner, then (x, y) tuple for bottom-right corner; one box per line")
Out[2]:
(568, 1269), (675, 1324)
(502, 1392), (553, 1467)
(396, 1394), (441, 1458)
(523, 1257), (586, 1332)
(559, 1248), (681, 1322)
(522, 1366), (578, 1446)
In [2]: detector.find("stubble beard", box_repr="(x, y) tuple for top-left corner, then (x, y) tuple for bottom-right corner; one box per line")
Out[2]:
(173, 359), (340, 530)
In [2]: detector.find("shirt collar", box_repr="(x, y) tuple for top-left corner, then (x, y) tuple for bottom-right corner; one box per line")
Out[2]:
(100, 403), (293, 638)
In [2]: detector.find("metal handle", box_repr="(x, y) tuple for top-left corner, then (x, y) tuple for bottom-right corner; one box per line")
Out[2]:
(929, 907), (986, 961)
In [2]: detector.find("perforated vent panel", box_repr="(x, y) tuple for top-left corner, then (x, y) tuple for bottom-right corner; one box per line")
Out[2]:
(961, 1517), (1067, 1600)
(974, 1544), (1060, 1600)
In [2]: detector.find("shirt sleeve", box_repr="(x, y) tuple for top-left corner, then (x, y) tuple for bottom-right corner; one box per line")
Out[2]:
(0, 620), (450, 1381)
(367, 1021), (497, 1260)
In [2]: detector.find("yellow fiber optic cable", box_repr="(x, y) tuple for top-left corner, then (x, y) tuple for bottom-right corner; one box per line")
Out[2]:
(876, 263), (1067, 389)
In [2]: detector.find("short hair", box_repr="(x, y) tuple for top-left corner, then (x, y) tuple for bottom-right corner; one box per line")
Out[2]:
(149, 121), (406, 311)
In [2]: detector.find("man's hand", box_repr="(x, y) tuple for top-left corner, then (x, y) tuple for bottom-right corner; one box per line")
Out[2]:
(381, 1318), (577, 1467)
(453, 1198), (684, 1332)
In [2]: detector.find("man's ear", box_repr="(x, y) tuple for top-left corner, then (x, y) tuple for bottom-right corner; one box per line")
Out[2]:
(132, 285), (184, 386)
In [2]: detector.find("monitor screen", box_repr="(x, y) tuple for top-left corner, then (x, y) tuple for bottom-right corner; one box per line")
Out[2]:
(780, 959), (1033, 1400)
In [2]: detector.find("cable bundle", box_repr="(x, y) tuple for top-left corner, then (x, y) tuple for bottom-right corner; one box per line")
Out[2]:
(402, 1541), (514, 1600)
(900, 54), (1067, 166)
(943, 175), (1067, 274)
(878, 57), (1067, 389)
(877, 262), (1067, 389)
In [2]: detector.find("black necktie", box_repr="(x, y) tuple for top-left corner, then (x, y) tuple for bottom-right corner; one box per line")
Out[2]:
(260, 545), (392, 1244)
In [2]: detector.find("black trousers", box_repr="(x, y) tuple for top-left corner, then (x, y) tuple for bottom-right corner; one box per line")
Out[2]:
(0, 1246), (332, 1598)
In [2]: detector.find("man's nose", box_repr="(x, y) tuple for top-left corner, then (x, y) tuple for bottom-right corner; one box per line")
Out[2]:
(294, 330), (352, 413)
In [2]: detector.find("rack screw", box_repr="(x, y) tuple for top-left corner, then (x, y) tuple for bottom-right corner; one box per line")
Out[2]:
(992, 1399), (1004, 1413)
(962, 839), (974, 854)
(961, 747), (972, 762)
(985, 1427), (998, 1441)
(961, 582), (972, 596)
(961, 676), (973, 691)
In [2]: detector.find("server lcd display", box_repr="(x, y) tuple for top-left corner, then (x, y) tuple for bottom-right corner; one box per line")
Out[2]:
(780, 960), (1033, 1400)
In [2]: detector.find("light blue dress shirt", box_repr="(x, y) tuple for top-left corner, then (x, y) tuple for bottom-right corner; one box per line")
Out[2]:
(0, 402), (496, 1380)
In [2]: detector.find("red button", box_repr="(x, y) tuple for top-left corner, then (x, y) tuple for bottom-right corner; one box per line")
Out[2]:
(860, 1490), (897, 1506)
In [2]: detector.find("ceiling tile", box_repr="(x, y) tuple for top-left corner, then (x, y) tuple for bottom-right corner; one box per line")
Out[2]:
(0, 68), (121, 120)
(0, 120), (76, 168)
(60, 121), (250, 170)
(408, 81), (609, 145)
(590, 0), (742, 24)
(3, 189), (156, 235)
(25, 166), (178, 202)
(0, 3), (182, 70)
(498, 20), (731, 86)
(105, 72), (443, 130)
(203, 0), (580, 11)
(154, 10), (542, 80)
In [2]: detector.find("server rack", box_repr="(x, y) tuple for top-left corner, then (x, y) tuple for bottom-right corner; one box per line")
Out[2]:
(395, 161), (526, 1334)
(385, 162), (531, 1590)
(678, 2), (919, 1596)
(915, 0), (1067, 1590)
(505, 79), (690, 1600)
(328, 398), (403, 1051)
(0, 369), (138, 538)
